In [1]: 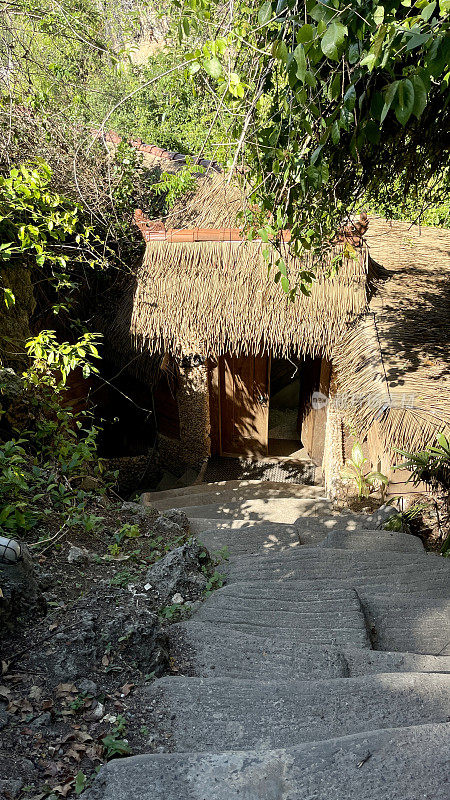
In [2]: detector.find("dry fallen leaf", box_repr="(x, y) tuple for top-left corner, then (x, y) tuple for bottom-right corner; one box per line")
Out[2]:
(66, 748), (81, 762)
(120, 683), (134, 697)
(75, 731), (93, 743)
(0, 685), (12, 701)
(42, 698), (54, 710)
(29, 685), (43, 701)
(56, 683), (78, 696)
(1, 660), (10, 675)
(53, 781), (74, 798)
(101, 654), (110, 667)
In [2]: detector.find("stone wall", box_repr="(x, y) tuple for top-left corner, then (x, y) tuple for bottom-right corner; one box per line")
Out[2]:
(158, 363), (211, 474)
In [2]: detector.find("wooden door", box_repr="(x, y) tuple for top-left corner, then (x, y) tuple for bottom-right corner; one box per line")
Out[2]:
(219, 354), (270, 457)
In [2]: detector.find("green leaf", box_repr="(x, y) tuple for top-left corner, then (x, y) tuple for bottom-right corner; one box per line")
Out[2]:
(411, 75), (427, 118)
(273, 40), (289, 62)
(258, 228), (269, 243)
(328, 73), (341, 101)
(321, 22), (347, 61)
(344, 84), (356, 111)
(297, 24), (314, 43)
(258, 1), (272, 26)
(203, 57), (222, 78)
(75, 771), (87, 796)
(421, 1), (436, 21)
(380, 80), (399, 123)
(281, 276), (290, 293)
(374, 5), (385, 24)
(331, 120), (340, 144)
(351, 441), (365, 469)
(3, 288), (15, 308)
(293, 44), (307, 81)
(395, 79), (415, 126)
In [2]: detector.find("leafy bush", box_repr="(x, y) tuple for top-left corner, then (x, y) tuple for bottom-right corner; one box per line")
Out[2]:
(0, 330), (108, 545)
(396, 434), (450, 554)
(397, 434), (450, 490)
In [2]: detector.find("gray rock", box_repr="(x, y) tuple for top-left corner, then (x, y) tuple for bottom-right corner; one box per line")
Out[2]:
(30, 712), (52, 729)
(121, 502), (149, 517)
(67, 545), (90, 564)
(0, 778), (23, 799)
(27, 585), (168, 681)
(162, 509), (190, 532)
(0, 367), (23, 400)
(77, 678), (98, 695)
(152, 516), (184, 538)
(362, 503), (400, 529)
(144, 539), (210, 605)
(0, 544), (46, 635)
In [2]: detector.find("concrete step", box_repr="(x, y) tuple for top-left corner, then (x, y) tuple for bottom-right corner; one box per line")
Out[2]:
(319, 529), (424, 553)
(142, 479), (316, 504)
(169, 620), (450, 680)
(143, 673), (450, 753)
(194, 585), (370, 648)
(197, 522), (300, 556)
(172, 496), (332, 522)
(85, 723), (450, 800)
(364, 596), (450, 655)
(146, 484), (326, 512)
(223, 548), (450, 598)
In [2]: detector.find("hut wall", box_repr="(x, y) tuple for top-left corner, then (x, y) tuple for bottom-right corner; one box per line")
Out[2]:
(322, 370), (345, 498)
(158, 363), (211, 473)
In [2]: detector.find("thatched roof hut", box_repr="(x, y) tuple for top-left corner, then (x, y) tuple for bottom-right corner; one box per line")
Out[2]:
(103, 133), (450, 491)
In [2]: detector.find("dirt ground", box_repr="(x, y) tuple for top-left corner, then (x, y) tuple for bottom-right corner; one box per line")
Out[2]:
(0, 500), (219, 800)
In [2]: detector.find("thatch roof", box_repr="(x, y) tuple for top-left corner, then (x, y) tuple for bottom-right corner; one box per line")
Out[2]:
(125, 239), (369, 360)
(333, 219), (450, 455)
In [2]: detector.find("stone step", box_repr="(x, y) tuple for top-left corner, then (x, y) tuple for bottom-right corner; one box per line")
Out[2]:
(172, 496), (332, 522)
(169, 620), (450, 680)
(197, 524), (422, 557)
(197, 522), (300, 556)
(319, 528), (424, 553)
(223, 548), (450, 598)
(142, 479), (315, 504)
(188, 512), (367, 538)
(194, 585), (370, 648)
(143, 673), (450, 753)
(85, 723), (450, 800)
(193, 580), (450, 654)
(146, 484), (326, 512)
(364, 596), (450, 655)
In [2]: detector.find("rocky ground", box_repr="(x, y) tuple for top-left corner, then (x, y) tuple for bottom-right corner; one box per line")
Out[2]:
(0, 501), (225, 800)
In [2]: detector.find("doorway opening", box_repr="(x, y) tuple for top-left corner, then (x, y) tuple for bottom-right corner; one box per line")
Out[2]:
(268, 357), (306, 458)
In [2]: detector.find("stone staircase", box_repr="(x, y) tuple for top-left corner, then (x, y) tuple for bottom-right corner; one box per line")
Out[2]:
(88, 480), (450, 800)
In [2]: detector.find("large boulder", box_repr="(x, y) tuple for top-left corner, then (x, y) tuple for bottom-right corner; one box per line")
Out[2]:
(0, 543), (46, 635)
(144, 539), (211, 606)
(26, 584), (169, 682)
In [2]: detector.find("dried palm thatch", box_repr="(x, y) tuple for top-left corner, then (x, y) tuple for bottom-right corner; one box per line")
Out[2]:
(125, 239), (369, 361)
(334, 220), (450, 456)
(164, 171), (246, 229)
